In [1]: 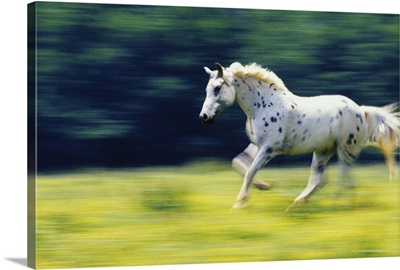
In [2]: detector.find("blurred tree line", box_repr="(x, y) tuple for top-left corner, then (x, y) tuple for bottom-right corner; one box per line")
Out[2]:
(31, 2), (399, 171)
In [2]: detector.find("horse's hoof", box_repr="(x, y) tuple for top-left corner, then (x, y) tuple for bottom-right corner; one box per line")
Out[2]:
(232, 201), (248, 209)
(285, 200), (304, 213)
(285, 204), (294, 213)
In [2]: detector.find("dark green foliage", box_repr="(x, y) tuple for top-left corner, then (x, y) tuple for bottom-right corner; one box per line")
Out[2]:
(33, 2), (399, 170)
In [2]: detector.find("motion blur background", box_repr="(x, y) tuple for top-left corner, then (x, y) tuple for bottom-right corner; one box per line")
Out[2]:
(31, 2), (399, 171)
(27, 3), (400, 269)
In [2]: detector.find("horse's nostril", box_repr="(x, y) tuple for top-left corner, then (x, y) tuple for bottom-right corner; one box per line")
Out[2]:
(200, 113), (214, 125)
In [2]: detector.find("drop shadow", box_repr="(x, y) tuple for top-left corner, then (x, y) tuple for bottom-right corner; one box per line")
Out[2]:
(6, 258), (27, 267)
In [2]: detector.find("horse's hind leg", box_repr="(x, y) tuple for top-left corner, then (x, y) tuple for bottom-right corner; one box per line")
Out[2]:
(286, 151), (333, 212)
(232, 143), (272, 190)
(335, 144), (362, 193)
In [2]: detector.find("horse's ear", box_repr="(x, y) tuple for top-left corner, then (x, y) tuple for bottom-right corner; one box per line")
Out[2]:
(204, 67), (212, 75)
(215, 62), (224, 77)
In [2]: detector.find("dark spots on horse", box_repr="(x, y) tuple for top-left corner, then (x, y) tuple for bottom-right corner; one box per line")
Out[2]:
(293, 133), (298, 139)
(270, 117), (277, 123)
(338, 110), (343, 116)
(278, 127), (282, 133)
(291, 105), (295, 109)
(257, 91), (260, 97)
(292, 129), (296, 133)
(263, 118), (268, 127)
(242, 80), (253, 92)
(303, 129), (308, 134)
(258, 80), (262, 86)
(262, 98), (266, 108)
(356, 113), (363, 124)
(346, 133), (355, 145)
(266, 147), (273, 154)
(269, 83), (274, 89)
(276, 112), (280, 116)
(357, 126), (360, 132)
(329, 117), (334, 123)
(353, 139), (357, 144)
(253, 102), (257, 107)
(341, 99), (348, 105)
(257, 102), (261, 108)
(301, 136), (306, 143)
(297, 120), (302, 125)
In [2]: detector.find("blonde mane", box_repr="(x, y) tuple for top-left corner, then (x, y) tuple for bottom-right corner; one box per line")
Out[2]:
(228, 62), (288, 91)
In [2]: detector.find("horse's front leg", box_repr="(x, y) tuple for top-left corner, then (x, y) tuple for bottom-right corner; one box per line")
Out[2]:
(232, 145), (276, 209)
(232, 143), (273, 190)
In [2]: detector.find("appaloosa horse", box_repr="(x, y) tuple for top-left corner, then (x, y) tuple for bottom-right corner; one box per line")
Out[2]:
(199, 62), (399, 211)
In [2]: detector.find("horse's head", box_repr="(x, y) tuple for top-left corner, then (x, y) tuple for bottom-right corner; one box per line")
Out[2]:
(199, 63), (236, 125)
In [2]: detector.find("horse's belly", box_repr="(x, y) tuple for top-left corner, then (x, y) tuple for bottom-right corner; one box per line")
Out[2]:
(286, 134), (335, 154)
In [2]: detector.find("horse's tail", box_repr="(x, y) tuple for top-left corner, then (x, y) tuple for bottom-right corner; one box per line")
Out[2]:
(361, 103), (400, 180)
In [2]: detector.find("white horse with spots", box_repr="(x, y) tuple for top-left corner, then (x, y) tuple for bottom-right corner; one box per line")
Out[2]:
(199, 62), (399, 211)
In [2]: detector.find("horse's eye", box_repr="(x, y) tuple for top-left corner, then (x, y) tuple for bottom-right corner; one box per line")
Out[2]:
(215, 85), (222, 91)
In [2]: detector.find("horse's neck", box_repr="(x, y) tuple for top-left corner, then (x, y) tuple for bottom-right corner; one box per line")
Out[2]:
(235, 77), (292, 119)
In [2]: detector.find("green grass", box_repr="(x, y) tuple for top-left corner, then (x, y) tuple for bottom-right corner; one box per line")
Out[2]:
(36, 162), (399, 269)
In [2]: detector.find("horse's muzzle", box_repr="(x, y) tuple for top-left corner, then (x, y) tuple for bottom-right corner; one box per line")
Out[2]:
(200, 113), (215, 125)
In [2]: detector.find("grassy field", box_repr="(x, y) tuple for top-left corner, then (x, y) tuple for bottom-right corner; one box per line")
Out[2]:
(36, 162), (399, 269)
